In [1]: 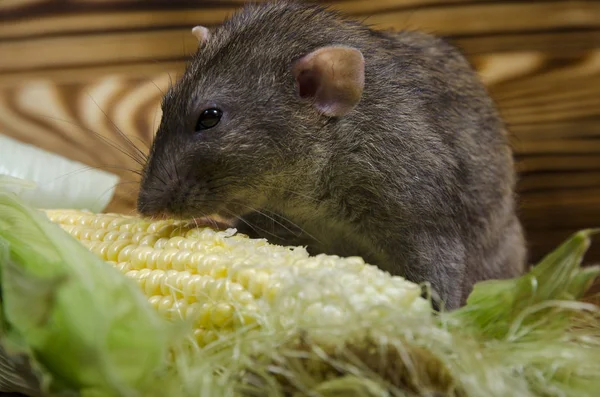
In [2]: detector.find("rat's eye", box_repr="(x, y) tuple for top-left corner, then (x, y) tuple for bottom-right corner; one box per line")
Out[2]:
(195, 108), (222, 130)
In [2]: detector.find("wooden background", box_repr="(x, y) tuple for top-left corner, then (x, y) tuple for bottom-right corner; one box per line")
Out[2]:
(1, 0), (600, 269)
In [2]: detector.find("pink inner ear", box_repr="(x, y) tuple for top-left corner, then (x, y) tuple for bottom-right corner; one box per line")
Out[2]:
(292, 46), (365, 117)
(296, 70), (319, 99)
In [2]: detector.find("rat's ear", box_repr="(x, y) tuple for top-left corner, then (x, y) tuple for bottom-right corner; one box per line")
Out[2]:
(191, 25), (210, 45)
(292, 46), (365, 117)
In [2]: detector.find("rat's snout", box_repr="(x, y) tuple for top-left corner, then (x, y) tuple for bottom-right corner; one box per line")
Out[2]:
(136, 175), (197, 219)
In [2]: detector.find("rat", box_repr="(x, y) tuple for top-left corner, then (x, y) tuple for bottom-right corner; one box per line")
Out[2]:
(136, 0), (527, 310)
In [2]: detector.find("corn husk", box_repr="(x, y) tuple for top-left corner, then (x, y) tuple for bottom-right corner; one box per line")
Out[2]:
(0, 183), (599, 397)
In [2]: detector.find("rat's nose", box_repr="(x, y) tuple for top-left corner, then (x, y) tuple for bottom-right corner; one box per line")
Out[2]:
(136, 181), (172, 216)
(136, 189), (167, 217)
(136, 179), (195, 219)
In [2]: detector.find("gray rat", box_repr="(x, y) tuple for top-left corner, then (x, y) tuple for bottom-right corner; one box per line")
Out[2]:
(137, 1), (527, 310)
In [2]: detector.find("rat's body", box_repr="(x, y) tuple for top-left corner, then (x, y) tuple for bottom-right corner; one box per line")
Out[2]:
(137, 1), (526, 309)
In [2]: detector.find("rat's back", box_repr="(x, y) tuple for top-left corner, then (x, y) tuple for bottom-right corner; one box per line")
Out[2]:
(362, 28), (527, 303)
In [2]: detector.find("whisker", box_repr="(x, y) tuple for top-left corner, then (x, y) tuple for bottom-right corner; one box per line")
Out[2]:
(208, 180), (234, 191)
(151, 103), (160, 140)
(143, 187), (168, 195)
(221, 208), (283, 241)
(45, 164), (143, 187)
(85, 182), (129, 212)
(235, 202), (322, 245)
(181, 31), (188, 58)
(234, 202), (300, 236)
(149, 79), (166, 96)
(173, 157), (182, 183)
(84, 92), (149, 165)
(147, 154), (174, 186)
(124, 207), (139, 216)
(100, 165), (143, 176)
(259, 182), (322, 204)
(129, 134), (151, 151)
(153, 173), (169, 187)
(187, 177), (321, 242)
(160, 156), (175, 181)
(114, 180), (141, 186)
(38, 114), (147, 167)
(193, 213), (220, 231)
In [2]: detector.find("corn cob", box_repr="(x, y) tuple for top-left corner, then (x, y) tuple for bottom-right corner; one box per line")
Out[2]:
(44, 209), (430, 347)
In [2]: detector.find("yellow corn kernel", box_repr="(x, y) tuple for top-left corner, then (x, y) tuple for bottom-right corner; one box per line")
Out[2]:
(44, 209), (428, 347)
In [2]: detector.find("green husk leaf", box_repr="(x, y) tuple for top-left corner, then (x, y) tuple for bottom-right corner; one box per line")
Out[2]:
(0, 188), (170, 396)
(451, 229), (600, 340)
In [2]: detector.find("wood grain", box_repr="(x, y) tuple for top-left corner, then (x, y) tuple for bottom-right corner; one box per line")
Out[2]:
(1, 1), (599, 73)
(1, 0), (600, 268)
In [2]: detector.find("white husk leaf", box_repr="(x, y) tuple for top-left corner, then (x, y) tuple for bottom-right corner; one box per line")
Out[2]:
(0, 134), (119, 212)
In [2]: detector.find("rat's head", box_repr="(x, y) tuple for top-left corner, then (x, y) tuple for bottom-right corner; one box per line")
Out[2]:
(137, 2), (365, 221)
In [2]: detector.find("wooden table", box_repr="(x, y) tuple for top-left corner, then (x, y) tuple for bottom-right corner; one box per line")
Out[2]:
(1, 0), (600, 267)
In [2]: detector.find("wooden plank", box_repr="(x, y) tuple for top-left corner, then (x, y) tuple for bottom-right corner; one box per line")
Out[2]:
(508, 120), (600, 141)
(516, 156), (600, 174)
(1, 2), (599, 72)
(0, 9), (237, 39)
(0, 0), (565, 17)
(451, 29), (600, 56)
(0, 29), (198, 73)
(486, 53), (600, 95)
(513, 140), (600, 156)
(517, 172), (600, 193)
(0, 61), (186, 88)
(361, 2), (600, 36)
(0, 0), (505, 35)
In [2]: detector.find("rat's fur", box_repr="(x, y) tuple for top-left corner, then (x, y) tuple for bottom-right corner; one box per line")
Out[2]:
(137, 1), (526, 309)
